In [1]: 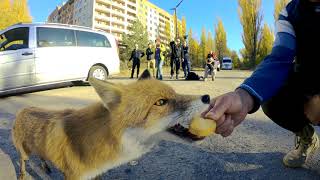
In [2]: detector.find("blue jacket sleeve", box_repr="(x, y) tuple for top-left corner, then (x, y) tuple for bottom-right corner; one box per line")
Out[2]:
(239, 5), (297, 110)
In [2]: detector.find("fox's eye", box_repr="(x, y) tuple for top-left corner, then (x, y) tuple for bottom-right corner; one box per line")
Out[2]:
(154, 99), (168, 106)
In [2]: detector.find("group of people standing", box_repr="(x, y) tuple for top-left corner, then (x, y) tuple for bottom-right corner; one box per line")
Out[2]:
(129, 39), (166, 80)
(169, 38), (191, 80)
(129, 38), (191, 80)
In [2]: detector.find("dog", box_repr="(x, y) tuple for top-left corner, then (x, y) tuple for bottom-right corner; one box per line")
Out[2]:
(12, 70), (210, 180)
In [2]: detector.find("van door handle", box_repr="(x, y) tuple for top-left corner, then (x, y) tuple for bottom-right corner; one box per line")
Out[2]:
(22, 52), (33, 56)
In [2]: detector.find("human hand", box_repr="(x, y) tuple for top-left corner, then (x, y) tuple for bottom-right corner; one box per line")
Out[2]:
(201, 89), (254, 137)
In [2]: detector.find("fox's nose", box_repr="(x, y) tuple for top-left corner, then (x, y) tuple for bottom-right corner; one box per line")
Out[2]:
(201, 95), (210, 104)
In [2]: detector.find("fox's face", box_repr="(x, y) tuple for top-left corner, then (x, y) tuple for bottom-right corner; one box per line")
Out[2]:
(89, 70), (210, 138)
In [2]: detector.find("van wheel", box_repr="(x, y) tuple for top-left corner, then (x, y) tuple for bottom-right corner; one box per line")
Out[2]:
(89, 65), (108, 81)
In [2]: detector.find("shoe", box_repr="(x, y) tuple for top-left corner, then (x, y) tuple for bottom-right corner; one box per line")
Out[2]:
(283, 125), (319, 168)
(170, 75), (173, 79)
(176, 74), (179, 80)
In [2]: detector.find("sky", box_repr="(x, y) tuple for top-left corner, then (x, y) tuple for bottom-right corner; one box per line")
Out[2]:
(28, 0), (275, 53)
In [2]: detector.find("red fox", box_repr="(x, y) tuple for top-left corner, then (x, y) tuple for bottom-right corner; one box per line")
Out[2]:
(12, 70), (211, 180)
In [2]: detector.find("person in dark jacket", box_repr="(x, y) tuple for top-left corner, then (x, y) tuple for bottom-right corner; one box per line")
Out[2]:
(182, 41), (191, 78)
(170, 38), (183, 79)
(146, 43), (155, 77)
(202, 0), (320, 168)
(129, 44), (144, 78)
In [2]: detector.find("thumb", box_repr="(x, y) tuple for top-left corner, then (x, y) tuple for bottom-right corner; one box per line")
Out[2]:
(201, 99), (215, 118)
(205, 96), (231, 121)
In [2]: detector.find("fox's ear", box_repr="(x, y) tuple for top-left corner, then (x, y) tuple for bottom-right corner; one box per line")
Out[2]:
(89, 77), (122, 110)
(139, 69), (152, 80)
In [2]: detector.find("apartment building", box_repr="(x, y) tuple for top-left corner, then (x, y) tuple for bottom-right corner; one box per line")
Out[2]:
(48, 0), (75, 25)
(48, 0), (181, 43)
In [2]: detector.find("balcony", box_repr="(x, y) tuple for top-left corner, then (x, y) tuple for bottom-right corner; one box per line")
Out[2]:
(111, 2), (125, 13)
(96, 0), (111, 6)
(95, 13), (111, 21)
(95, 4), (111, 14)
(126, 6), (136, 14)
(95, 16), (111, 24)
(94, 26), (111, 33)
(127, 0), (136, 6)
(111, 22), (125, 30)
(112, 0), (125, 7)
(127, 11), (136, 18)
(94, 23), (111, 31)
(111, 17), (125, 25)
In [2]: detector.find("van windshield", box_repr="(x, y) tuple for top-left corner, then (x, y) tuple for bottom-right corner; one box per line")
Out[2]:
(223, 59), (232, 63)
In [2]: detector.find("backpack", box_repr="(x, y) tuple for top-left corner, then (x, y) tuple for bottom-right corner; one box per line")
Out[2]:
(186, 72), (201, 81)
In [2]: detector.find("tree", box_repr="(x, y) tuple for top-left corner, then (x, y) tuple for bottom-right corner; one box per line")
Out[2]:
(214, 19), (228, 62)
(120, 20), (149, 62)
(199, 27), (208, 62)
(13, 0), (32, 23)
(238, 0), (263, 68)
(207, 31), (214, 53)
(0, 0), (12, 30)
(230, 50), (241, 69)
(257, 24), (274, 64)
(181, 16), (187, 38)
(0, 0), (32, 30)
(188, 28), (201, 67)
(274, 0), (290, 21)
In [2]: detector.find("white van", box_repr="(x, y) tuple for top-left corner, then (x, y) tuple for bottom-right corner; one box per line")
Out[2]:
(0, 23), (120, 95)
(221, 57), (233, 70)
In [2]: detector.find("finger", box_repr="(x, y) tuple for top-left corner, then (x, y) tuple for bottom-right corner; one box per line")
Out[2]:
(233, 116), (245, 127)
(205, 96), (231, 120)
(214, 114), (226, 129)
(201, 99), (216, 118)
(216, 115), (233, 134)
(221, 127), (234, 137)
(220, 115), (234, 137)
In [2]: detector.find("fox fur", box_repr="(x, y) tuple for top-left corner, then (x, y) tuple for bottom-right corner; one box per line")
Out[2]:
(12, 70), (209, 180)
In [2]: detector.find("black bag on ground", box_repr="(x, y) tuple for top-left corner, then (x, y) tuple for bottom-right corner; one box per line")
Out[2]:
(186, 72), (201, 81)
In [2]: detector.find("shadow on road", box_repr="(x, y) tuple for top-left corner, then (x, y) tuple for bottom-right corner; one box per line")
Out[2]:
(104, 141), (319, 180)
(1, 130), (318, 180)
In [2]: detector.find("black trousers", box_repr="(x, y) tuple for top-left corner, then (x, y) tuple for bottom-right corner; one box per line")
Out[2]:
(131, 59), (140, 78)
(262, 72), (312, 133)
(170, 58), (181, 76)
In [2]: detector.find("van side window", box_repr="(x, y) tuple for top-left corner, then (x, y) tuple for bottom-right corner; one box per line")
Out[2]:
(0, 27), (29, 52)
(37, 27), (76, 47)
(76, 31), (111, 48)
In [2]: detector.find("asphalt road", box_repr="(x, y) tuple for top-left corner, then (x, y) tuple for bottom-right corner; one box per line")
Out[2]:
(0, 70), (319, 180)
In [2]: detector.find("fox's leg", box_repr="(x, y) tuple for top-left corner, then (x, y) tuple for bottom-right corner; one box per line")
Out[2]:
(18, 149), (28, 180)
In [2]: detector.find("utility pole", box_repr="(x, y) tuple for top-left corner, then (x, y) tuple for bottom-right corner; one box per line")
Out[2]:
(170, 0), (184, 40)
